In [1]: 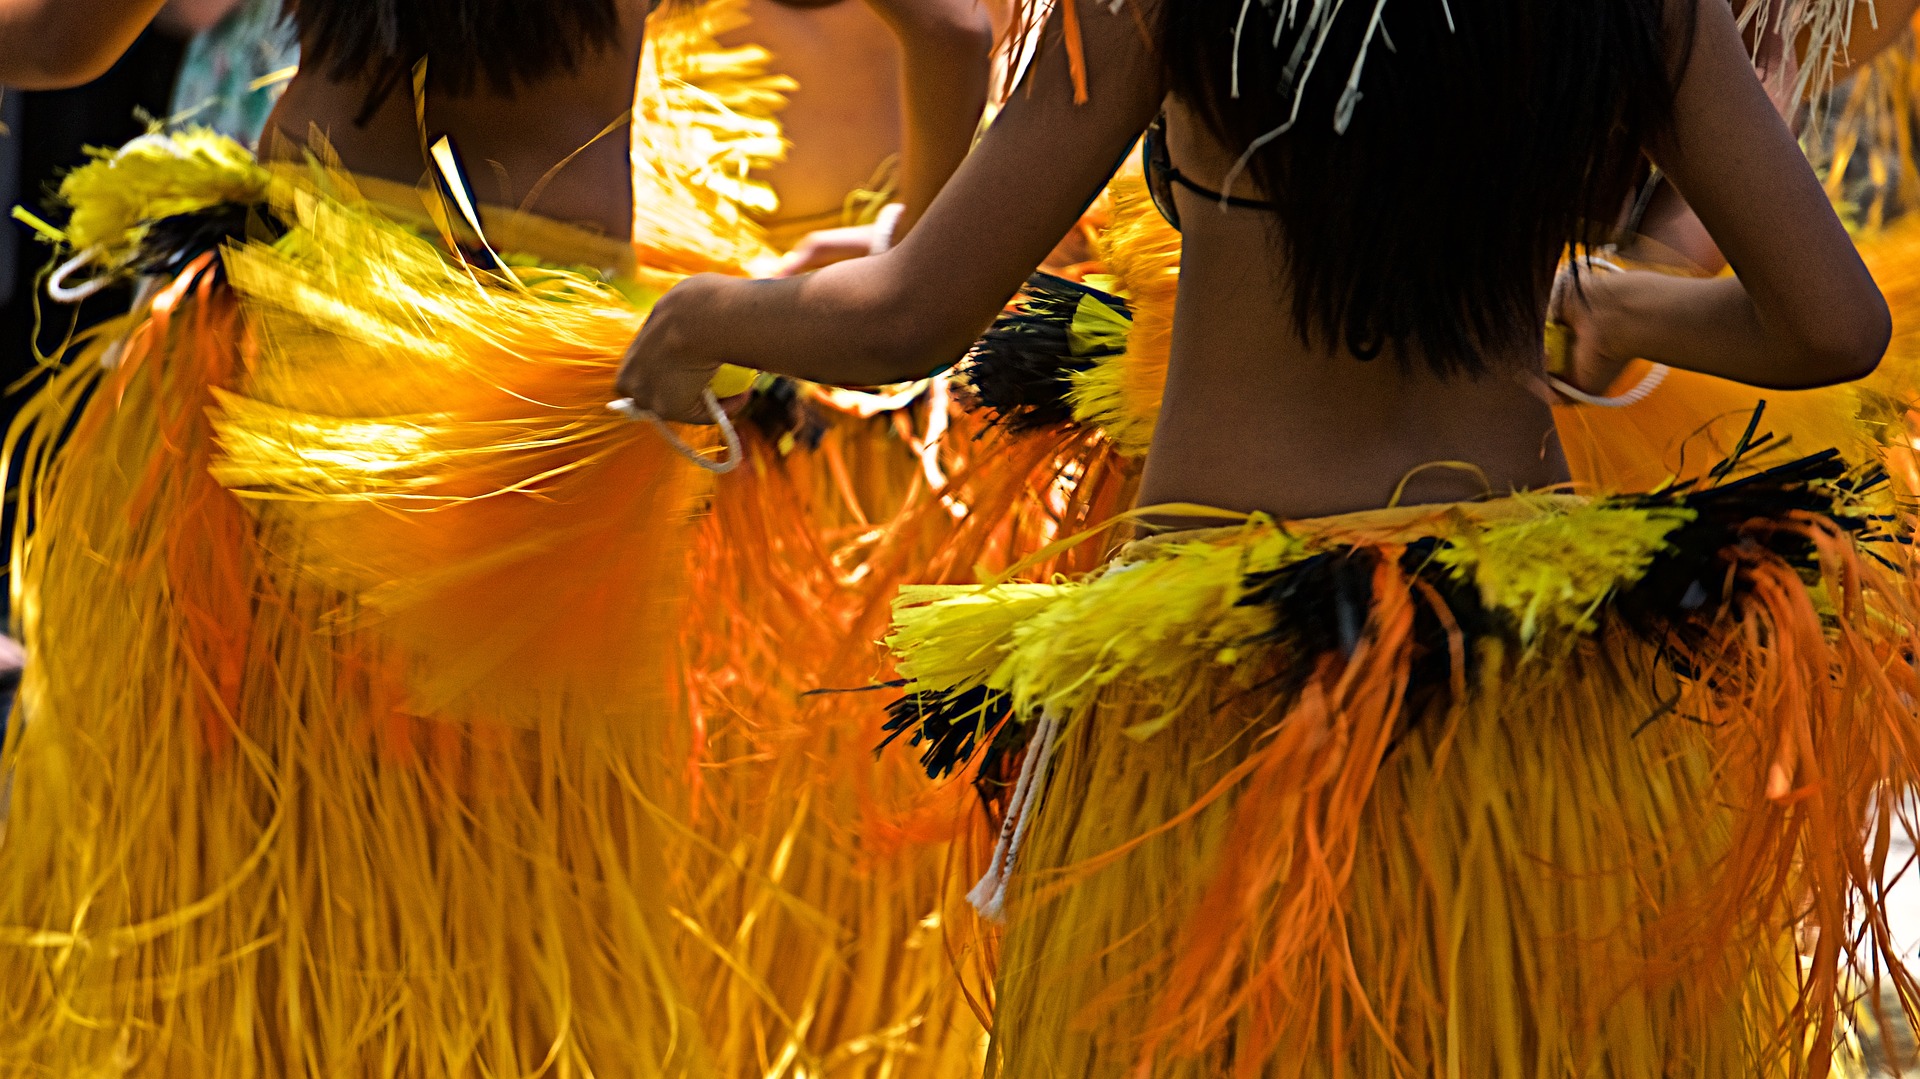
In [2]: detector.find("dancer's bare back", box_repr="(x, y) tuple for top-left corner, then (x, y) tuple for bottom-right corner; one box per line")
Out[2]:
(263, 0), (654, 239)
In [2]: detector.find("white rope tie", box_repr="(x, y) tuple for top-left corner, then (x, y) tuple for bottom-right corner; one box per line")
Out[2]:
(46, 247), (110, 304)
(1547, 363), (1671, 409)
(968, 707), (1063, 922)
(607, 389), (743, 475)
(1546, 253), (1660, 406)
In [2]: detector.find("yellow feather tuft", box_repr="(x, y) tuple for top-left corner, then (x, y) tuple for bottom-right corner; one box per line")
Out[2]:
(1069, 175), (1181, 456)
(888, 583), (1069, 695)
(1432, 500), (1695, 643)
(55, 128), (269, 266)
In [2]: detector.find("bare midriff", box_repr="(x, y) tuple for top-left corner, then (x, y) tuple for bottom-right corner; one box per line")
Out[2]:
(726, 0), (904, 249)
(1137, 99), (1571, 522)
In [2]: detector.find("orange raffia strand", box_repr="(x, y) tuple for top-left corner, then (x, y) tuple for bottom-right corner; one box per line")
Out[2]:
(1061, 0), (1091, 104)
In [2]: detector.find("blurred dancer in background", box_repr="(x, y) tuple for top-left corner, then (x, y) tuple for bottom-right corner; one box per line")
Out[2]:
(0, 0), (992, 1075)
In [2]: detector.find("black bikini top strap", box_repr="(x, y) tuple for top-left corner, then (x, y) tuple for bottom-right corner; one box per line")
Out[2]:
(1162, 166), (1275, 211)
(1142, 110), (1276, 232)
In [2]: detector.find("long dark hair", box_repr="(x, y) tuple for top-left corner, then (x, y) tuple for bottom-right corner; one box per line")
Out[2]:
(281, 0), (626, 118)
(1160, 0), (1691, 376)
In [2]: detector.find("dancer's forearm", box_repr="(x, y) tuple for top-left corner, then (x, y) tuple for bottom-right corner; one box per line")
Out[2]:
(1582, 270), (1887, 390)
(0, 0), (168, 88)
(870, 0), (995, 235)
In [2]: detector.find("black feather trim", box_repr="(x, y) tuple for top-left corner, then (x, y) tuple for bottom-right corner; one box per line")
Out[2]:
(958, 272), (1131, 432)
(879, 435), (1889, 799)
(1613, 448), (1876, 646)
(129, 202), (286, 280)
(737, 376), (828, 449)
(880, 685), (1014, 783)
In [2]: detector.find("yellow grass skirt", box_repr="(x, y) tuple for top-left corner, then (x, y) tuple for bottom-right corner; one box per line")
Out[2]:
(0, 146), (726, 1077)
(0, 129), (981, 1076)
(885, 462), (1920, 1076)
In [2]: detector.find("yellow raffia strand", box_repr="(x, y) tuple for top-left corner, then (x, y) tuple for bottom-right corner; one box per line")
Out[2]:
(633, 0), (791, 271)
(56, 128), (269, 265)
(0, 143), (721, 1072)
(892, 495), (1714, 738)
(2, 66), (988, 1071)
(895, 481), (1920, 1078)
(888, 583), (1070, 695)
(1431, 499), (1696, 644)
(220, 143), (984, 1077)
(1070, 175), (1179, 456)
(893, 523), (1305, 737)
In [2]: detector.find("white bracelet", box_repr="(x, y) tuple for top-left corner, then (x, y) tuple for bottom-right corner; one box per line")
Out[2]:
(869, 203), (908, 257)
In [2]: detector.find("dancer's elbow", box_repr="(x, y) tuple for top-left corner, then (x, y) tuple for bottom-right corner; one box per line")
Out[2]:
(1793, 293), (1890, 387)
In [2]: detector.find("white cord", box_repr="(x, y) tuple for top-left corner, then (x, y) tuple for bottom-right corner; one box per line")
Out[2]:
(46, 247), (110, 304)
(606, 389), (743, 475)
(868, 203), (908, 257)
(1547, 363), (1671, 409)
(968, 707), (1063, 922)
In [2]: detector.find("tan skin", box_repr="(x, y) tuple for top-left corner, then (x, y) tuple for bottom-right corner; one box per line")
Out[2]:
(0, 0), (653, 236)
(744, 0), (994, 268)
(0, 0), (267, 87)
(263, 3), (654, 240)
(1627, 0), (1920, 273)
(617, 0), (1888, 520)
(739, 0), (907, 247)
(0, 0), (174, 88)
(0, 0), (988, 249)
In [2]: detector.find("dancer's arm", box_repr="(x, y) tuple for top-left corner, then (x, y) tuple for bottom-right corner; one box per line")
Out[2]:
(1559, 0), (1889, 391)
(1625, 0), (1918, 272)
(772, 0), (994, 274)
(0, 0), (170, 89)
(618, 0), (1160, 422)
(155, 0), (246, 34)
(866, 0), (994, 233)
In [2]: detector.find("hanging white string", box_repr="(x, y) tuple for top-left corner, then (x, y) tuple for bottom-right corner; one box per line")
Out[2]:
(607, 389), (743, 474)
(968, 707), (1064, 922)
(1221, 0), (1348, 199)
(1231, 0), (1258, 99)
(46, 247), (110, 304)
(1333, 0), (1393, 133)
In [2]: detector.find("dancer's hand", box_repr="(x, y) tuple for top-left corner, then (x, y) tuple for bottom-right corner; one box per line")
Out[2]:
(615, 274), (733, 425)
(768, 224), (888, 277)
(1546, 268), (1634, 398)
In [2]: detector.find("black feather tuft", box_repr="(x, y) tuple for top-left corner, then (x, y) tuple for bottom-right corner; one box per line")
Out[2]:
(879, 448), (1885, 805)
(737, 376), (827, 450)
(130, 202), (287, 281)
(1613, 448), (1875, 640)
(958, 273), (1130, 432)
(880, 685), (1015, 783)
